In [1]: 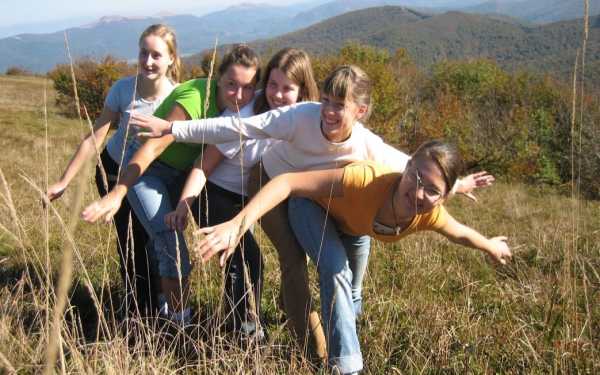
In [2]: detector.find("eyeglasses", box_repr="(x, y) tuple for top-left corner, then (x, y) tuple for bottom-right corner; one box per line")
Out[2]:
(406, 167), (443, 202)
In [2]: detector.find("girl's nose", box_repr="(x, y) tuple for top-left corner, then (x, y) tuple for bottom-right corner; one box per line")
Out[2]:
(415, 186), (425, 200)
(143, 53), (153, 66)
(235, 87), (244, 101)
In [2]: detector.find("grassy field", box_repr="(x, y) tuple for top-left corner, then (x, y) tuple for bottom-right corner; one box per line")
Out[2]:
(0, 74), (598, 373)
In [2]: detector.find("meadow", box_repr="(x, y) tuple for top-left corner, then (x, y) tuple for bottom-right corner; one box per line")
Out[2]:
(0, 74), (598, 373)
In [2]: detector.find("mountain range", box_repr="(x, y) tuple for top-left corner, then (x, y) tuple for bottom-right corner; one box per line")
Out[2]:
(231, 6), (599, 81)
(464, 0), (600, 24)
(1, 0), (598, 73)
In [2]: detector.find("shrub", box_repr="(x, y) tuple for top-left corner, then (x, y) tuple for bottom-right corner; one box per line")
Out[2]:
(47, 56), (133, 119)
(5, 66), (32, 76)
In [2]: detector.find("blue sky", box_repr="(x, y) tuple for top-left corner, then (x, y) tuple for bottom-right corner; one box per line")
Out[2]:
(0, 0), (291, 36)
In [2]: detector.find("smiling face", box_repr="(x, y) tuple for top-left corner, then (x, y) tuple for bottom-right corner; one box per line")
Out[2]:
(396, 158), (447, 217)
(217, 63), (257, 112)
(138, 34), (174, 81)
(319, 93), (367, 142)
(266, 68), (301, 109)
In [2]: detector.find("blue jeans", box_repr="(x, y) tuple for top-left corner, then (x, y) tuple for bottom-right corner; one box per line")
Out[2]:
(288, 197), (371, 374)
(127, 160), (192, 279)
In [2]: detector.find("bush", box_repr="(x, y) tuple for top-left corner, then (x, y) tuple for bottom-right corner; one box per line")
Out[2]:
(5, 66), (32, 76)
(47, 56), (134, 119)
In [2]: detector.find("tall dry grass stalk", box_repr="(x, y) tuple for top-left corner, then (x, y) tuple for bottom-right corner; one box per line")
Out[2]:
(44, 31), (98, 375)
(564, 0), (591, 357)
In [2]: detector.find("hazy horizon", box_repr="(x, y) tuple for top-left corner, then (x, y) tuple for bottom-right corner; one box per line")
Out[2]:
(0, 0), (304, 38)
(1, 0), (502, 38)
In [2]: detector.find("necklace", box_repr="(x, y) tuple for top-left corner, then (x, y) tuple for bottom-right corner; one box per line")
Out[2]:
(390, 177), (402, 236)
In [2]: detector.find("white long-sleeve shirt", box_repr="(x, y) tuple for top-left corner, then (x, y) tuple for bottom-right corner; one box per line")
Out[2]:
(207, 98), (273, 196)
(172, 101), (410, 178)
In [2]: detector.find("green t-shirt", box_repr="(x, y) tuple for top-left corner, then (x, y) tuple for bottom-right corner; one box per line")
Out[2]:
(154, 78), (220, 170)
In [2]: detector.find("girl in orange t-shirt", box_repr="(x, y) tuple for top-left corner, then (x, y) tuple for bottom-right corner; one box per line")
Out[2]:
(192, 140), (512, 374)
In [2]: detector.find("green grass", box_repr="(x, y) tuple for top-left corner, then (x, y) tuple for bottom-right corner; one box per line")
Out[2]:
(0, 74), (598, 373)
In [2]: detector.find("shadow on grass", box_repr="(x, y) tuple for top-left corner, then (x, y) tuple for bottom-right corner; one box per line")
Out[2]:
(0, 260), (272, 362)
(0, 260), (133, 343)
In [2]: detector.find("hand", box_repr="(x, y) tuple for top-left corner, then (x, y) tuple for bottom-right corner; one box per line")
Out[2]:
(192, 219), (244, 267)
(456, 171), (495, 202)
(81, 191), (124, 223)
(130, 113), (172, 139)
(486, 236), (512, 265)
(165, 201), (190, 232)
(46, 181), (67, 202)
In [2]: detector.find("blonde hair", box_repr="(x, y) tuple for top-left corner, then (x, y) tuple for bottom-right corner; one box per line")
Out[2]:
(321, 65), (372, 121)
(254, 48), (319, 114)
(411, 140), (464, 196)
(139, 24), (181, 83)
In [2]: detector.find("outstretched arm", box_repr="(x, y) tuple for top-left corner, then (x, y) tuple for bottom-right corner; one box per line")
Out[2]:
(131, 105), (296, 144)
(194, 168), (345, 266)
(81, 104), (188, 223)
(47, 107), (117, 202)
(436, 214), (512, 264)
(165, 145), (224, 231)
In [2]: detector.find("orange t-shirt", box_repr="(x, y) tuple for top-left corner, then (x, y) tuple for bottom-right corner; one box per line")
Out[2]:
(317, 161), (448, 242)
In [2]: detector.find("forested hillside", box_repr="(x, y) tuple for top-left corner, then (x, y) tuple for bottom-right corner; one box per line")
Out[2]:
(217, 7), (600, 83)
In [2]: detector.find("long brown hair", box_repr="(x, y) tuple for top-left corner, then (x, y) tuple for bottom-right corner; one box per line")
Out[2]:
(254, 48), (319, 114)
(139, 24), (181, 83)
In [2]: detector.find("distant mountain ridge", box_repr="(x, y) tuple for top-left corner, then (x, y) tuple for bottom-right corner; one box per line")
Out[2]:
(231, 6), (599, 80)
(1, 0), (598, 73)
(463, 0), (600, 24)
(0, 2), (321, 73)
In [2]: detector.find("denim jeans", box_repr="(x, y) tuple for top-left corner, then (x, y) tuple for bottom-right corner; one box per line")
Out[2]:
(127, 159), (192, 279)
(198, 181), (263, 335)
(288, 197), (371, 374)
(247, 164), (327, 360)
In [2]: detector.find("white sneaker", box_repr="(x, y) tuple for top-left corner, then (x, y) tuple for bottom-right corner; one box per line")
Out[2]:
(169, 307), (193, 327)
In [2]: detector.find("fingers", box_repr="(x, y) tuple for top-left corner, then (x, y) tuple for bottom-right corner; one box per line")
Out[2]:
(195, 237), (222, 263)
(136, 131), (156, 139)
(164, 213), (176, 230)
(470, 171), (488, 178)
(129, 113), (151, 125)
(197, 226), (215, 235)
(81, 203), (99, 222)
(219, 249), (230, 268)
(468, 171), (495, 188)
(177, 215), (188, 232)
(475, 173), (495, 187)
(81, 200), (117, 223)
(103, 210), (114, 224)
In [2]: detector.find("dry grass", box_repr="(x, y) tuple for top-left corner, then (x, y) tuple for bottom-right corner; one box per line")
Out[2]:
(0, 74), (598, 373)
